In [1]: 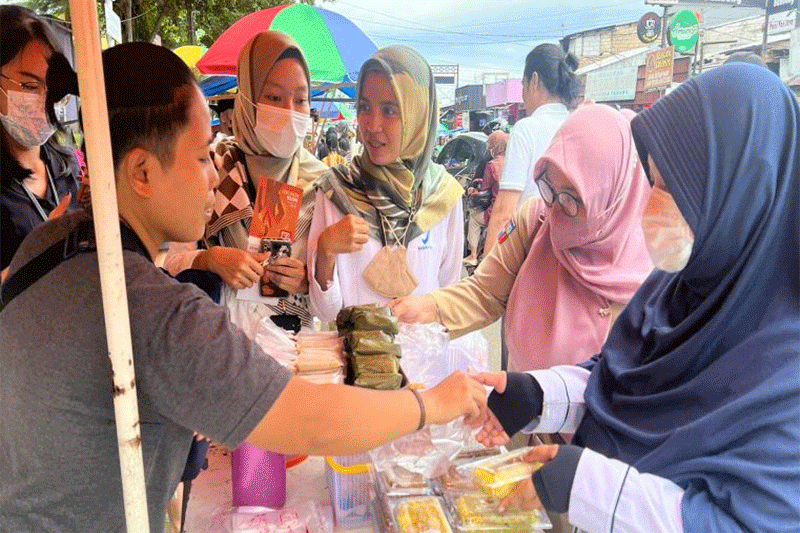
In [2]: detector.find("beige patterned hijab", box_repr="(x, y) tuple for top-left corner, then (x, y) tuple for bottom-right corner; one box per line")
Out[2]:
(321, 45), (462, 246)
(220, 31), (326, 247)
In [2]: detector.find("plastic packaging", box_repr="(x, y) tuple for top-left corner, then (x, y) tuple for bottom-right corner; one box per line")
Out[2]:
(457, 448), (542, 499)
(389, 496), (453, 533)
(369, 419), (475, 481)
(207, 500), (333, 533)
(377, 465), (434, 497)
(447, 492), (552, 532)
(231, 444), (286, 508)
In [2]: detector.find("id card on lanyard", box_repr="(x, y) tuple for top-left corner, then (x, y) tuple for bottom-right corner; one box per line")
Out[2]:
(21, 165), (60, 222)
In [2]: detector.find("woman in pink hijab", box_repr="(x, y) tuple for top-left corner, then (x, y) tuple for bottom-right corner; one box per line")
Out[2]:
(390, 103), (653, 371)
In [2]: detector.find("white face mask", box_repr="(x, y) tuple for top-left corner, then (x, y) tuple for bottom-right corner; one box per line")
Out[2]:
(642, 187), (694, 272)
(254, 103), (311, 159)
(0, 88), (55, 147)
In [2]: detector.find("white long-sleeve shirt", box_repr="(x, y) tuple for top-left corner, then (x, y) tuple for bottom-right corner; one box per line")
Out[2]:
(525, 366), (685, 533)
(307, 189), (464, 323)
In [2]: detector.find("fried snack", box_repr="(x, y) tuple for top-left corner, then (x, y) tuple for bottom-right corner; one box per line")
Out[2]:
(394, 497), (452, 533)
(384, 465), (428, 490)
(437, 465), (476, 493)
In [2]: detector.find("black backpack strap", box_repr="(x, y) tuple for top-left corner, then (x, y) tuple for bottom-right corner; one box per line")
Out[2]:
(0, 219), (150, 311)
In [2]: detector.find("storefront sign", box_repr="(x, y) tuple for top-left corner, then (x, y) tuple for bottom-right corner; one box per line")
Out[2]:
(768, 8), (798, 34)
(638, 12), (662, 44)
(767, 0), (798, 15)
(454, 84), (485, 112)
(644, 46), (674, 92)
(668, 10), (700, 53)
(585, 67), (639, 102)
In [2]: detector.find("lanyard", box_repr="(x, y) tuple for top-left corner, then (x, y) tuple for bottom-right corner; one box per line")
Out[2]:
(21, 165), (60, 223)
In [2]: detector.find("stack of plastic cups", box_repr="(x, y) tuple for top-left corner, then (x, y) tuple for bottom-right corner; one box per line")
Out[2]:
(231, 443), (286, 508)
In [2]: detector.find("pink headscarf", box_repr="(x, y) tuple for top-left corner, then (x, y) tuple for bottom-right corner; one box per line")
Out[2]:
(505, 104), (653, 371)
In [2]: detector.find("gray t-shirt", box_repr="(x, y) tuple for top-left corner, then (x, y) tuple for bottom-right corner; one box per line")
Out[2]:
(0, 212), (293, 532)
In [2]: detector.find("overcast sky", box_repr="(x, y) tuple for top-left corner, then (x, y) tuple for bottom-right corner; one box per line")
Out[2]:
(319, 0), (766, 103)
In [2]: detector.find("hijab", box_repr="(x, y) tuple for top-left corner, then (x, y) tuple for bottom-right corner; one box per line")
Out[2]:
(575, 64), (800, 532)
(505, 104), (653, 370)
(209, 31), (327, 250)
(486, 130), (508, 180)
(320, 45), (462, 246)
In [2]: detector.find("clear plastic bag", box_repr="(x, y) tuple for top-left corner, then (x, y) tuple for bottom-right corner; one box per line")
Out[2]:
(369, 419), (476, 481)
(396, 323), (451, 387)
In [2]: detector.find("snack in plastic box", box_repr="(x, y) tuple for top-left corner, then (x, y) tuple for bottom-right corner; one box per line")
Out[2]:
(392, 496), (453, 533)
(465, 448), (543, 499)
(450, 493), (552, 531)
(378, 465), (432, 497)
(437, 465), (476, 493)
(353, 354), (401, 375)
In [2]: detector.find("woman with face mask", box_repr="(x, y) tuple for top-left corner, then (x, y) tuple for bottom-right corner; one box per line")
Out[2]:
(1, 5), (80, 281)
(307, 46), (465, 323)
(473, 64), (799, 533)
(164, 31), (327, 334)
(391, 104), (654, 372)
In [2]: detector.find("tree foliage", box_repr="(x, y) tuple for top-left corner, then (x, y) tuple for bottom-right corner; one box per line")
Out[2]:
(23, 0), (318, 48)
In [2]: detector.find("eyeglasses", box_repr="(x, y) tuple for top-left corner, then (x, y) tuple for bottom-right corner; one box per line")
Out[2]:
(535, 174), (582, 217)
(1, 73), (46, 95)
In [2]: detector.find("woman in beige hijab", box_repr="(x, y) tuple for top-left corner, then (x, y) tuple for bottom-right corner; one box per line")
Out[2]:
(307, 45), (464, 322)
(165, 31), (327, 334)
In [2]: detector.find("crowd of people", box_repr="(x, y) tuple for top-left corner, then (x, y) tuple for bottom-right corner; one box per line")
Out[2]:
(1, 4), (798, 533)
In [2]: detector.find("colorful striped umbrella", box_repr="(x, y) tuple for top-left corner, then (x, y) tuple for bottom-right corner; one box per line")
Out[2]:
(196, 3), (377, 84)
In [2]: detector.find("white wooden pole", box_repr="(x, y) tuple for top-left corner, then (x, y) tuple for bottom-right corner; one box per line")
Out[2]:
(68, 1), (150, 531)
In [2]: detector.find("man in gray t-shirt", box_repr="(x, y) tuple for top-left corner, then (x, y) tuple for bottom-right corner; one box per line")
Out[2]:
(1, 213), (292, 532)
(0, 42), (487, 533)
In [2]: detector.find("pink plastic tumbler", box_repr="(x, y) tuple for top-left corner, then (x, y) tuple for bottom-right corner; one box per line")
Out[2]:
(231, 443), (286, 508)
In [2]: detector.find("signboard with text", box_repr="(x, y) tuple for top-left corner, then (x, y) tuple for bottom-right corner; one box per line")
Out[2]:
(644, 46), (674, 92)
(769, 9), (798, 34)
(585, 67), (639, 101)
(767, 0), (798, 15)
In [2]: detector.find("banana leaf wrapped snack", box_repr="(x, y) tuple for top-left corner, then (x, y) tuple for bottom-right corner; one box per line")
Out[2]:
(354, 372), (403, 390)
(349, 335), (402, 357)
(353, 354), (400, 375)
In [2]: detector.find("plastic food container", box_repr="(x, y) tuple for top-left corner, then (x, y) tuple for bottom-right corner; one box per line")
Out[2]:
(325, 453), (375, 529)
(447, 492), (552, 532)
(377, 465), (434, 497)
(389, 496), (453, 533)
(458, 448), (542, 499)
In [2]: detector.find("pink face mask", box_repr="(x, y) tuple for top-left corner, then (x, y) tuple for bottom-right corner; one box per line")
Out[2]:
(0, 88), (55, 147)
(642, 187), (695, 272)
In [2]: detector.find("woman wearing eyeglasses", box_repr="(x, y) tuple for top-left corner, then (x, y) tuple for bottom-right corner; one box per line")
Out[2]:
(1, 5), (80, 281)
(389, 103), (653, 371)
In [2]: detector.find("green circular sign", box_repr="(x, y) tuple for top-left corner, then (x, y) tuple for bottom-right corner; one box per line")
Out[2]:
(669, 10), (699, 53)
